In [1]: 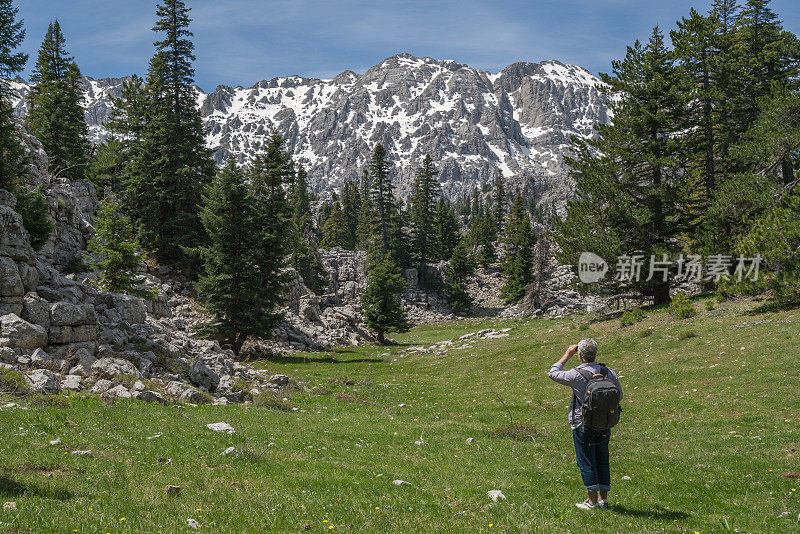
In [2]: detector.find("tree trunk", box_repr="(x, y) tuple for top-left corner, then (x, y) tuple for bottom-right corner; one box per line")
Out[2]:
(376, 329), (385, 345)
(653, 283), (671, 306)
(233, 332), (247, 357)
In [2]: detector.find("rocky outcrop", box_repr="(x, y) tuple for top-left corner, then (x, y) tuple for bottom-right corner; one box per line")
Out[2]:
(8, 54), (610, 209)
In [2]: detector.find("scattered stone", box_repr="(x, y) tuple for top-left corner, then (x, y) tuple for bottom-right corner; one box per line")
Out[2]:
(137, 390), (166, 404)
(269, 374), (290, 386)
(71, 450), (92, 456)
(26, 369), (58, 394)
(61, 374), (82, 391)
(466, 438), (476, 445)
(187, 518), (199, 529)
(222, 447), (237, 456)
(189, 360), (220, 391)
(3, 502), (16, 511)
(89, 379), (112, 394)
(621, 475), (632, 481)
(397, 403), (406, 407)
(49, 438), (61, 445)
(206, 422), (235, 434)
(91, 357), (140, 379)
(164, 485), (181, 497)
(487, 490), (506, 502)
(0, 313), (47, 349)
(103, 384), (132, 399)
(392, 480), (411, 486)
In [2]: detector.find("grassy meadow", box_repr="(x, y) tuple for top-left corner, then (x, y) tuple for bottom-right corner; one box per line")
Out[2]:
(1, 295), (799, 533)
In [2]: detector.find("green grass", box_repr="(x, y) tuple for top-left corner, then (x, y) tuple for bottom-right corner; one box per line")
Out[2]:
(1, 297), (799, 533)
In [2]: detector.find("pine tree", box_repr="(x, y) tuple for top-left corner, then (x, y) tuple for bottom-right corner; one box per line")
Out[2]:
(124, 0), (214, 266)
(87, 139), (126, 196)
(321, 200), (351, 249)
(470, 212), (496, 267)
(0, 0), (27, 190)
(362, 254), (409, 344)
(555, 27), (694, 304)
(492, 171), (506, 230)
(500, 195), (535, 302)
(444, 238), (475, 312)
(289, 164), (326, 292)
(410, 154), (441, 269)
(341, 179), (361, 250)
(366, 144), (407, 265)
(433, 198), (460, 261)
(87, 196), (149, 296)
(197, 158), (288, 356)
(14, 186), (52, 251)
(27, 21), (89, 181)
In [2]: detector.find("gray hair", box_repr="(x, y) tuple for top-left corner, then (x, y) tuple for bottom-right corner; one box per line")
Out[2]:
(578, 338), (598, 362)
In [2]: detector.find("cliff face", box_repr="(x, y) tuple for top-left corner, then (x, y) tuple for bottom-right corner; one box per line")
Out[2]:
(8, 53), (609, 208)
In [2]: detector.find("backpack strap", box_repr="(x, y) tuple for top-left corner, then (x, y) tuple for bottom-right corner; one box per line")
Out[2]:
(575, 367), (594, 381)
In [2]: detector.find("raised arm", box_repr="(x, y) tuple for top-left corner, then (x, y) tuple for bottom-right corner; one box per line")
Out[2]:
(548, 344), (580, 386)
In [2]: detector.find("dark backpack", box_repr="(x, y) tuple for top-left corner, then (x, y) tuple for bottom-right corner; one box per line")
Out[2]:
(575, 364), (622, 431)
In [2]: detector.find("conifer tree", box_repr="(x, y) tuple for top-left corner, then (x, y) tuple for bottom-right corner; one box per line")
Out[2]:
(410, 154), (440, 269)
(470, 212), (496, 267)
(556, 27), (694, 304)
(87, 196), (148, 296)
(289, 165), (326, 292)
(0, 0), (27, 190)
(27, 21), (89, 181)
(14, 186), (52, 251)
(362, 254), (409, 344)
(366, 144), (407, 265)
(433, 198), (459, 261)
(492, 171), (506, 231)
(125, 0), (214, 266)
(321, 200), (351, 249)
(341, 179), (361, 250)
(500, 195), (535, 302)
(444, 238), (475, 312)
(87, 139), (126, 196)
(197, 158), (288, 356)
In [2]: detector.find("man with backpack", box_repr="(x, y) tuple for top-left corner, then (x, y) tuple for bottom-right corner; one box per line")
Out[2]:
(548, 338), (623, 510)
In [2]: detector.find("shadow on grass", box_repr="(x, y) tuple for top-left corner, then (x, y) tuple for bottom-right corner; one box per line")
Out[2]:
(0, 475), (74, 501)
(609, 504), (689, 521)
(246, 352), (384, 365)
(743, 299), (800, 315)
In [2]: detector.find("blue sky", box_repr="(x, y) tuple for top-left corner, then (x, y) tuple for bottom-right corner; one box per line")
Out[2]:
(15, 0), (800, 91)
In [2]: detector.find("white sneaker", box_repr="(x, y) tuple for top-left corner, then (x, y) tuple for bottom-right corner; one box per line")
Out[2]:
(575, 499), (598, 510)
(597, 499), (610, 509)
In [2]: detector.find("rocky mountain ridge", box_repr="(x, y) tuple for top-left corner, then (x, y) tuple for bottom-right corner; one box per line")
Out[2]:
(7, 53), (610, 207)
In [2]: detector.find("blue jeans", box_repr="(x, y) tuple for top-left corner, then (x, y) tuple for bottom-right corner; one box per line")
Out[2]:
(572, 425), (611, 493)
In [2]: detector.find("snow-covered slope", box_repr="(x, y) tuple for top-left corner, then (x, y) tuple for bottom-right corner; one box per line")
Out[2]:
(8, 53), (610, 207)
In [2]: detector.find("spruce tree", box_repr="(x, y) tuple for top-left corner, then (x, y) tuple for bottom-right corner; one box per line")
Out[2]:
(555, 27), (694, 304)
(87, 196), (149, 296)
(0, 0), (27, 190)
(321, 200), (351, 249)
(492, 171), (506, 231)
(14, 186), (53, 251)
(362, 254), (409, 344)
(444, 238), (475, 312)
(433, 198), (459, 261)
(289, 165), (326, 292)
(500, 195), (535, 302)
(87, 139), (126, 196)
(470, 212), (496, 267)
(367, 144), (407, 265)
(125, 0), (214, 266)
(410, 154), (441, 269)
(27, 21), (89, 181)
(341, 179), (361, 250)
(197, 158), (288, 356)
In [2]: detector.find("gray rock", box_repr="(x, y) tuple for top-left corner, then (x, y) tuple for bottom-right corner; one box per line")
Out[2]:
(89, 378), (112, 394)
(26, 369), (58, 393)
(268, 374), (290, 386)
(180, 388), (211, 404)
(48, 324), (98, 344)
(0, 313), (47, 349)
(137, 390), (166, 404)
(68, 347), (96, 376)
(91, 357), (140, 379)
(61, 374), (83, 391)
(22, 293), (50, 330)
(189, 360), (220, 392)
(107, 293), (146, 324)
(103, 384), (132, 399)
(49, 301), (96, 326)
